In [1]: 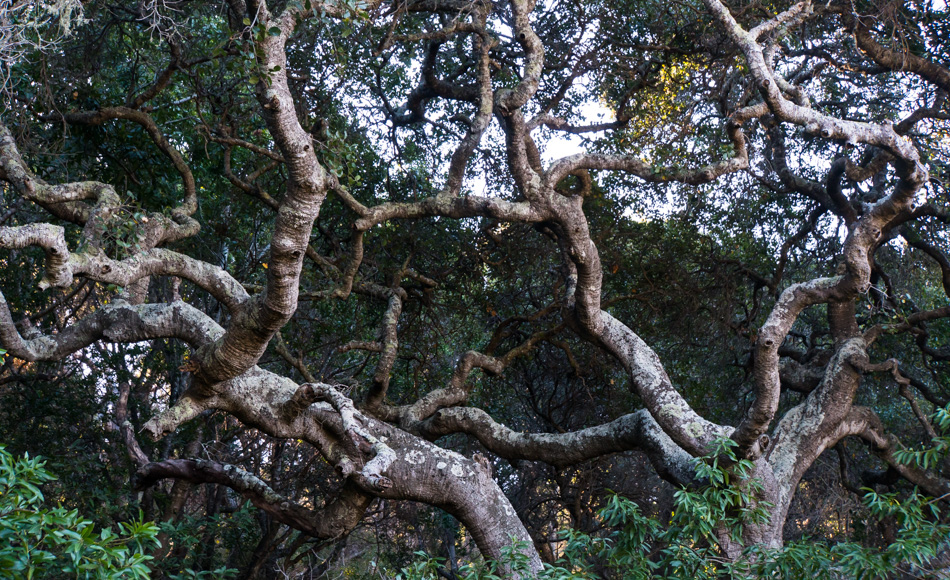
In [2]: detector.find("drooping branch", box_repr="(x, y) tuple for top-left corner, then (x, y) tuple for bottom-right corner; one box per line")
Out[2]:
(768, 206), (824, 294)
(902, 227), (950, 298)
(52, 106), (198, 218)
(765, 122), (835, 210)
(826, 157), (859, 225)
(133, 459), (373, 540)
(844, 406), (950, 499)
(855, 357), (939, 441)
(829, 6), (950, 94)
(115, 382), (150, 469)
(901, 382), (939, 441)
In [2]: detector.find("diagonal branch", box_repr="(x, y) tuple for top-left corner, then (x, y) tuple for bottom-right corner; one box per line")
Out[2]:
(846, 407), (950, 499)
(830, 6), (950, 94)
(133, 459), (373, 539)
(400, 323), (562, 425)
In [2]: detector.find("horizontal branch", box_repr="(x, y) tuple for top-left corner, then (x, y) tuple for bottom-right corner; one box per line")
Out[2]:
(354, 195), (546, 231)
(0, 295), (220, 363)
(545, 121), (749, 187)
(418, 406), (695, 484)
(0, 223), (249, 311)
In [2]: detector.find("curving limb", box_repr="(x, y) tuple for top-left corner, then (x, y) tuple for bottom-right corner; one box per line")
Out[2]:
(134, 459), (374, 540)
(0, 295), (220, 363)
(1, 0), (948, 567)
(545, 119), (750, 188)
(418, 406), (695, 485)
(52, 107), (198, 219)
(829, 4), (950, 94)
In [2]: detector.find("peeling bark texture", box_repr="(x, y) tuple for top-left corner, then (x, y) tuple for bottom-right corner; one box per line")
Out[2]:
(2, 0), (949, 571)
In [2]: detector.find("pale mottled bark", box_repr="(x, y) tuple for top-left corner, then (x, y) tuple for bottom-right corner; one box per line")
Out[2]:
(144, 362), (543, 570)
(597, 312), (730, 456)
(419, 406), (695, 484)
(698, 0), (929, 459)
(1, 0), (949, 568)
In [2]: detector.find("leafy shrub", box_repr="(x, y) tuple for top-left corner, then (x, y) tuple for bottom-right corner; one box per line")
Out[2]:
(398, 431), (950, 579)
(0, 446), (159, 579)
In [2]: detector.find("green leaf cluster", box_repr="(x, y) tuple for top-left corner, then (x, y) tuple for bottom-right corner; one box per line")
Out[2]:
(0, 446), (159, 579)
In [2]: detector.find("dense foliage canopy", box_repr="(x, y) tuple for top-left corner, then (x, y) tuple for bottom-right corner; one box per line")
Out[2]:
(0, 0), (949, 576)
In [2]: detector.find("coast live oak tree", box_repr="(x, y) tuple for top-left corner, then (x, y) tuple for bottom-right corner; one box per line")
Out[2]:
(0, 0), (948, 574)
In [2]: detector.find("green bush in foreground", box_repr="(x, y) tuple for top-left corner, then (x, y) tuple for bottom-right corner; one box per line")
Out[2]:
(0, 446), (159, 579)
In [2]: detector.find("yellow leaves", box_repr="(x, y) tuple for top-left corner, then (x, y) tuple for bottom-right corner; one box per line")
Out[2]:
(262, 262), (268, 269)
(619, 55), (706, 149)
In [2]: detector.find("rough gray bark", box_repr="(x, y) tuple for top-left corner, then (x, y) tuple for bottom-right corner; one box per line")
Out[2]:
(2, 0), (949, 570)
